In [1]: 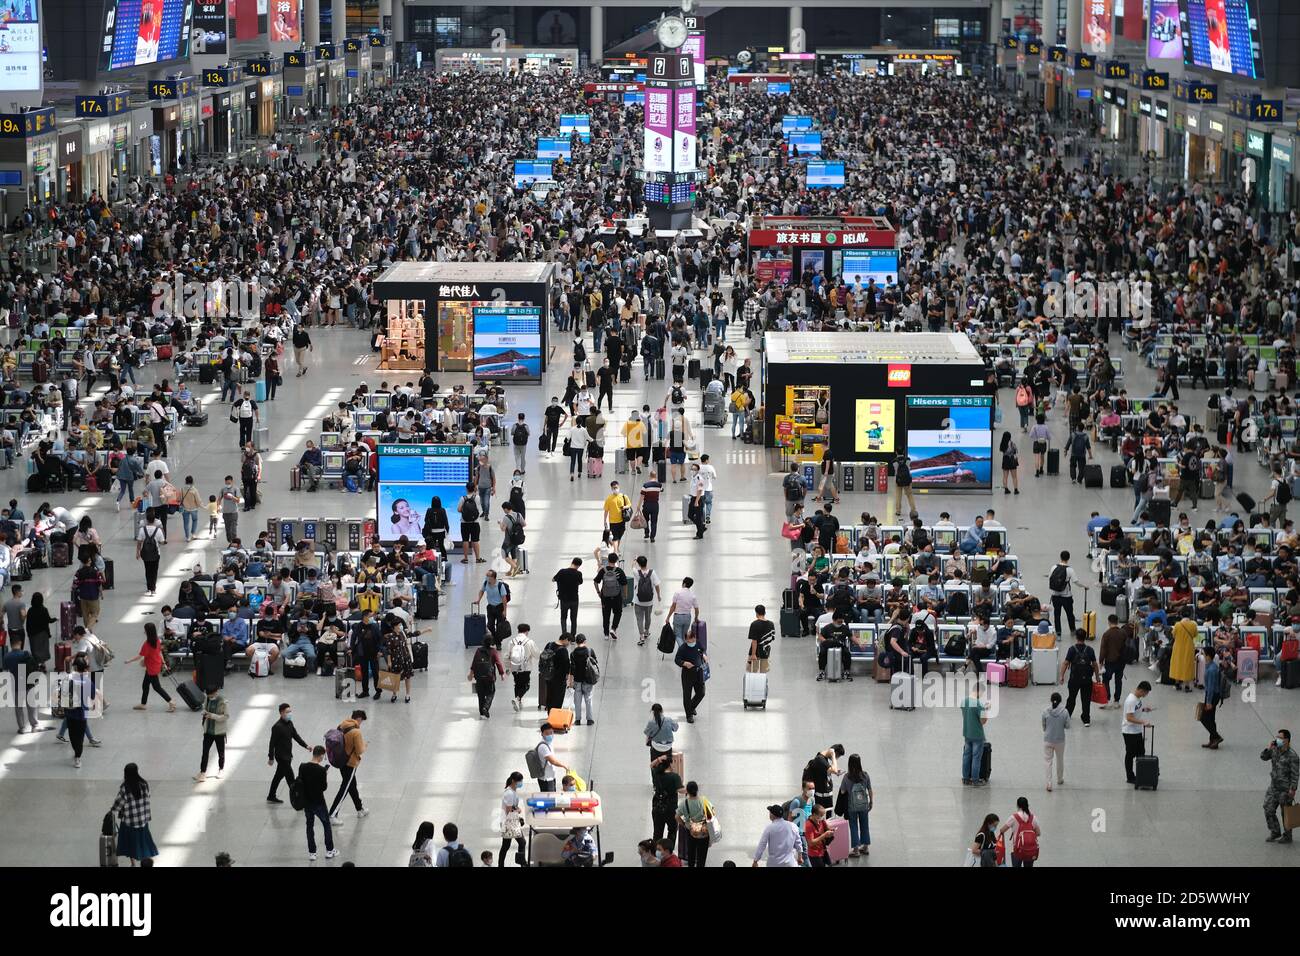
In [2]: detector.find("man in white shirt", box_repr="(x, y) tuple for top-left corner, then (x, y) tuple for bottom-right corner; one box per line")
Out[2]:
(696, 454), (718, 523)
(1047, 549), (1087, 638)
(1121, 680), (1154, 785)
(753, 804), (803, 867)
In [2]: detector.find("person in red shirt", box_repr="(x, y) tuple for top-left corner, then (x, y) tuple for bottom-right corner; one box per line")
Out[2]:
(127, 623), (175, 712)
(654, 838), (682, 867)
(804, 803), (834, 867)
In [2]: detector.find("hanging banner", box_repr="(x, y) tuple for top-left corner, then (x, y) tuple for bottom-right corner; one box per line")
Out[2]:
(1083, 0), (1113, 55)
(269, 0), (299, 41)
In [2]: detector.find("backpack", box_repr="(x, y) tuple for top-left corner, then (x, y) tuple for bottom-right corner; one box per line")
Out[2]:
(507, 515), (526, 546)
(1011, 814), (1040, 862)
(508, 637), (530, 669)
(1048, 564), (1069, 592)
(76, 570), (102, 600)
(784, 473), (804, 501)
(140, 527), (161, 562)
(460, 495), (480, 523)
(525, 743), (546, 778)
(671, 385), (685, 406)
(1015, 384), (1032, 407)
(582, 650), (600, 685)
(1070, 646), (1094, 682)
(574, 341), (586, 364)
(600, 568), (623, 598)
(446, 846), (474, 868)
(1070, 432), (1088, 457)
(829, 582), (854, 610)
(1279, 479), (1293, 505)
(288, 779), (305, 811)
(754, 621), (775, 659)
(538, 643), (557, 681)
(652, 783), (677, 816)
(324, 727), (347, 768)
(636, 569), (654, 603)
(471, 647), (495, 682)
(512, 423), (529, 446)
(847, 780), (870, 813)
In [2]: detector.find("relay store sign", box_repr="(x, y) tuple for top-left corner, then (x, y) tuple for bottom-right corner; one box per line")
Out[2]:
(748, 228), (895, 248)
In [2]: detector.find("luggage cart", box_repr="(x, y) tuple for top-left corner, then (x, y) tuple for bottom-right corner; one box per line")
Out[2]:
(524, 792), (613, 867)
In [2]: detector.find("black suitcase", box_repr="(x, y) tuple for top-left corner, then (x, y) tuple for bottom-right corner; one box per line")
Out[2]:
(1149, 498), (1171, 526)
(656, 458), (667, 484)
(1281, 659), (1300, 689)
(653, 358), (665, 380)
(1046, 448), (1060, 475)
(619, 364), (631, 383)
(102, 559), (114, 590)
(173, 676), (203, 711)
(1101, 585), (1120, 606)
(782, 587), (795, 610)
(1134, 725), (1159, 790)
(1236, 492), (1257, 513)
(199, 364), (215, 384)
(1110, 465), (1127, 488)
(979, 742), (992, 781)
(187, 413), (209, 426)
(283, 661), (309, 679)
(415, 587), (438, 620)
(687, 358), (700, 379)
(411, 639), (429, 671)
(780, 607), (801, 638)
(1083, 464), (1103, 488)
(699, 367), (713, 390)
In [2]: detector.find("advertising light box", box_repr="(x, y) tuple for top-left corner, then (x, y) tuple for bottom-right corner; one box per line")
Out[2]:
(905, 395), (994, 491)
(806, 161), (845, 187)
(472, 306), (542, 382)
(376, 444), (472, 543)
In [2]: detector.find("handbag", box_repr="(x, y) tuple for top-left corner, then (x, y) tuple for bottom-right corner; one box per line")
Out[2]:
(781, 522), (802, 540)
(630, 510), (646, 529)
(704, 801), (722, 846)
(1195, 701), (1207, 720)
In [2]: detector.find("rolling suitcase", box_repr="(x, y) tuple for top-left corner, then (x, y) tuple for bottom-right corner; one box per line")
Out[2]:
(55, 641), (73, 672)
(415, 587), (438, 620)
(51, 541), (71, 568)
(254, 425), (269, 452)
(826, 816), (851, 863)
(653, 358), (665, 380)
(615, 449), (628, 474)
(1149, 498), (1171, 526)
(687, 358), (700, 379)
(692, 620), (707, 653)
(60, 601), (77, 641)
(199, 364), (215, 385)
(890, 669), (919, 710)
(255, 379), (267, 402)
(1200, 478), (1215, 499)
(742, 661), (768, 710)
(1115, 592), (1129, 624)
(1134, 725), (1159, 790)
(1281, 659), (1300, 689)
(1083, 464), (1103, 488)
(699, 367), (714, 390)
(1046, 448), (1060, 475)
(587, 455), (603, 478)
(1031, 647), (1058, 684)
(290, 466), (301, 490)
(780, 607), (801, 637)
(1109, 465), (1127, 488)
(100, 813), (118, 867)
(656, 457), (668, 484)
(102, 559), (114, 590)
(464, 604), (487, 648)
(979, 742), (992, 782)
(171, 674), (203, 711)
(548, 707), (574, 733)
(411, 640), (429, 671)
(1237, 492), (1257, 513)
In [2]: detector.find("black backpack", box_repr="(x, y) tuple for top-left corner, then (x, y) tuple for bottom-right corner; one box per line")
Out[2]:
(460, 495), (480, 523)
(636, 569), (654, 603)
(538, 643), (557, 681)
(1279, 479), (1293, 505)
(512, 423), (529, 446)
(471, 647), (495, 682)
(1048, 564), (1069, 592)
(447, 845), (474, 867)
(1070, 646), (1094, 682)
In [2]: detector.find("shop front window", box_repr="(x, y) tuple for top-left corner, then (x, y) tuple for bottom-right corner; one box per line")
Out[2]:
(380, 299), (427, 371)
(438, 300), (474, 370)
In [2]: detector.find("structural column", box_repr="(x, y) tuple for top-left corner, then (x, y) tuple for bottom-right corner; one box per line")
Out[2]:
(332, 0), (345, 43)
(789, 6), (802, 51)
(304, 0), (319, 45)
(1066, 0), (1081, 49)
(393, 0), (405, 42)
(1000, 0), (1014, 33)
(1042, 0), (1058, 45)
(590, 5), (603, 65)
(378, 0), (392, 32)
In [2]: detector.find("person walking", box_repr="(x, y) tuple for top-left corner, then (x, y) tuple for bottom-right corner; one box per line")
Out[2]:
(1098, 614), (1130, 708)
(180, 476), (203, 543)
(1059, 628), (1099, 727)
(667, 577), (699, 646)
(1121, 681), (1155, 785)
(637, 470), (662, 542)
(1042, 691), (1070, 791)
(65, 657), (94, 768)
(999, 431), (1021, 495)
(569, 633), (598, 726)
(232, 389), (259, 450)
(499, 772), (527, 867)
(292, 322), (313, 376)
(687, 463), (707, 538)
(219, 476), (241, 544)
(328, 710), (369, 821)
(631, 556), (662, 645)
(753, 804), (804, 867)
(1067, 426), (1092, 485)
(266, 702), (309, 803)
(73, 555), (106, 631)
(193, 687), (229, 782)
(565, 418), (587, 481)
(126, 623), (174, 713)
(676, 780), (715, 868)
(532, 722), (568, 792)
(997, 796), (1042, 868)
(110, 764), (159, 867)
(3, 634), (41, 733)
(602, 480), (632, 555)
(475, 568), (511, 647)
(1199, 652), (1225, 749)
(645, 703), (679, 771)
(650, 747), (684, 846)
(457, 481), (484, 565)
(509, 413), (530, 474)
(1262, 729), (1298, 843)
(593, 552), (627, 641)
(961, 688), (988, 786)
(674, 626), (708, 723)
(835, 753), (874, 858)
(1047, 550), (1087, 637)
(892, 453), (917, 519)
(538, 633), (571, 714)
(468, 639), (504, 719)
(504, 622), (538, 712)
(298, 745), (337, 860)
(552, 558), (583, 636)
(135, 507), (165, 597)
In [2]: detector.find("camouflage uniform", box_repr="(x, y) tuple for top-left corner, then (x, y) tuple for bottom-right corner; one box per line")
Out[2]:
(1260, 742), (1299, 839)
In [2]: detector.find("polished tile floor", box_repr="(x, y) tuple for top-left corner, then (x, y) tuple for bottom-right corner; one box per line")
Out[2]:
(1, 322), (1293, 867)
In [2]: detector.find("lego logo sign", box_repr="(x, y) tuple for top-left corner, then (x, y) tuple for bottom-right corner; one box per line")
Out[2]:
(887, 364), (911, 387)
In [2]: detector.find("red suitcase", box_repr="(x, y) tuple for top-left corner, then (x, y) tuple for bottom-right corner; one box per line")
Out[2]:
(55, 641), (73, 672)
(825, 816), (852, 864)
(60, 601), (77, 641)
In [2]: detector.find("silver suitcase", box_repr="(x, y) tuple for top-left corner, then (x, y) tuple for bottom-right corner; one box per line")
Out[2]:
(890, 670), (920, 710)
(1032, 647), (1059, 685)
(742, 662), (768, 709)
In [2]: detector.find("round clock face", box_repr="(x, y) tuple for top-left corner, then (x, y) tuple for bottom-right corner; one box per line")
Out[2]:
(657, 15), (687, 49)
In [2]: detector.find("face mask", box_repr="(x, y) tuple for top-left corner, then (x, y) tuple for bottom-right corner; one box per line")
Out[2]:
(516, 782), (524, 790)
(686, 639), (696, 647)
(544, 735), (554, 744)
(655, 850), (664, 860)
(1277, 738), (1288, 748)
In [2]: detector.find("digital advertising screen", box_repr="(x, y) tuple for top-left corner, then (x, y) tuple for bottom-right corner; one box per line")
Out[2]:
(1179, 0), (1261, 79)
(269, 0), (298, 41)
(472, 306), (542, 382)
(787, 131), (822, 156)
(681, 31), (705, 85)
(559, 113), (591, 142)
(841, 249), (899, 287)
(512, 160), (553, 188)
(623, 91), (644, 105)
(854, 399), (897, 456)
(1148, 1), (1181, 58)
(0, 0), (43, 92)
(536, 136), (572, 160)
(100, 0), (193, 71)
(806, 161), (845, 187)
(904, 395), (994, 490)
(191, 0), (226, 54)
(673, 86), (697, 172)
(782, 115), (813, 133)
(766, 81), (791, 95)
(1083, 0), (1113, 54)
(643, 87), (672, 173)
(376, 444), (472, 544)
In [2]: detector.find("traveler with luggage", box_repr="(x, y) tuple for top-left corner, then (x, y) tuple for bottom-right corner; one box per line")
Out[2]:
(783, 464), (807, 519)
(674, 626), (708, 723)
(499, 772), (527, 867)
(2, 634), (41, 733)
(457, 482), (485, 565)
(531, 723), (569, 792)
(687, 464), (707, 539)
(1047, 550), (1086, 637)
(231, 391), (259, 450)
(327, 711), (369, 821)
(569, 634), (598, 726)
(475, 569), (511, 646)
(498, 502), (525, 578)
(298, 746), (337, 860)
(593, 552), (627, 640)
(292, 323), (313, 376)
(753, 804), (804, 867)
(891, 454), (917, 519)
(602, 481), (632, 556)
(467, 640), (504, 719)
(747, 605), (776, 673)
(646, 702), (680, 773)
(1042, 692), (1070, 791)
(997, 796), (1042, 868)
(1120, 681), (1154, 785)
(110, 764), (159, 867)
(676, 781), (715, 868)
(834, 754), (874, 857)
(266, 702), (309, 803)
(538, 633), (571, 714)
(1067, 427), (1092, 484)
(126, 623), (174, 713)
(505, 623), (538, 712)
(1059, 629), (1100, 727)
(193, 687), (229, 783)
(510, 414), (530, 474)
(637, 475), (662, 543)
(1261, 730), (1298, 843)
(1199, 653), (1225, 750)
(667, 577), (699, 647)
(960, 689), (988, 787)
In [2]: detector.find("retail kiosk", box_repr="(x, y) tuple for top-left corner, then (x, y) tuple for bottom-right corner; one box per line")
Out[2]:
(762, 332), (994, 490)
(372, 262), (556, 379)
(746, 215), (897, 287)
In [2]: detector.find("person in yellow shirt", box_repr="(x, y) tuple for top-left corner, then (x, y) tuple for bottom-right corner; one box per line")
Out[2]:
(602, 480), (632, 555)
(622, 412), (648, 476)
(1169, 610), (1198, 692)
